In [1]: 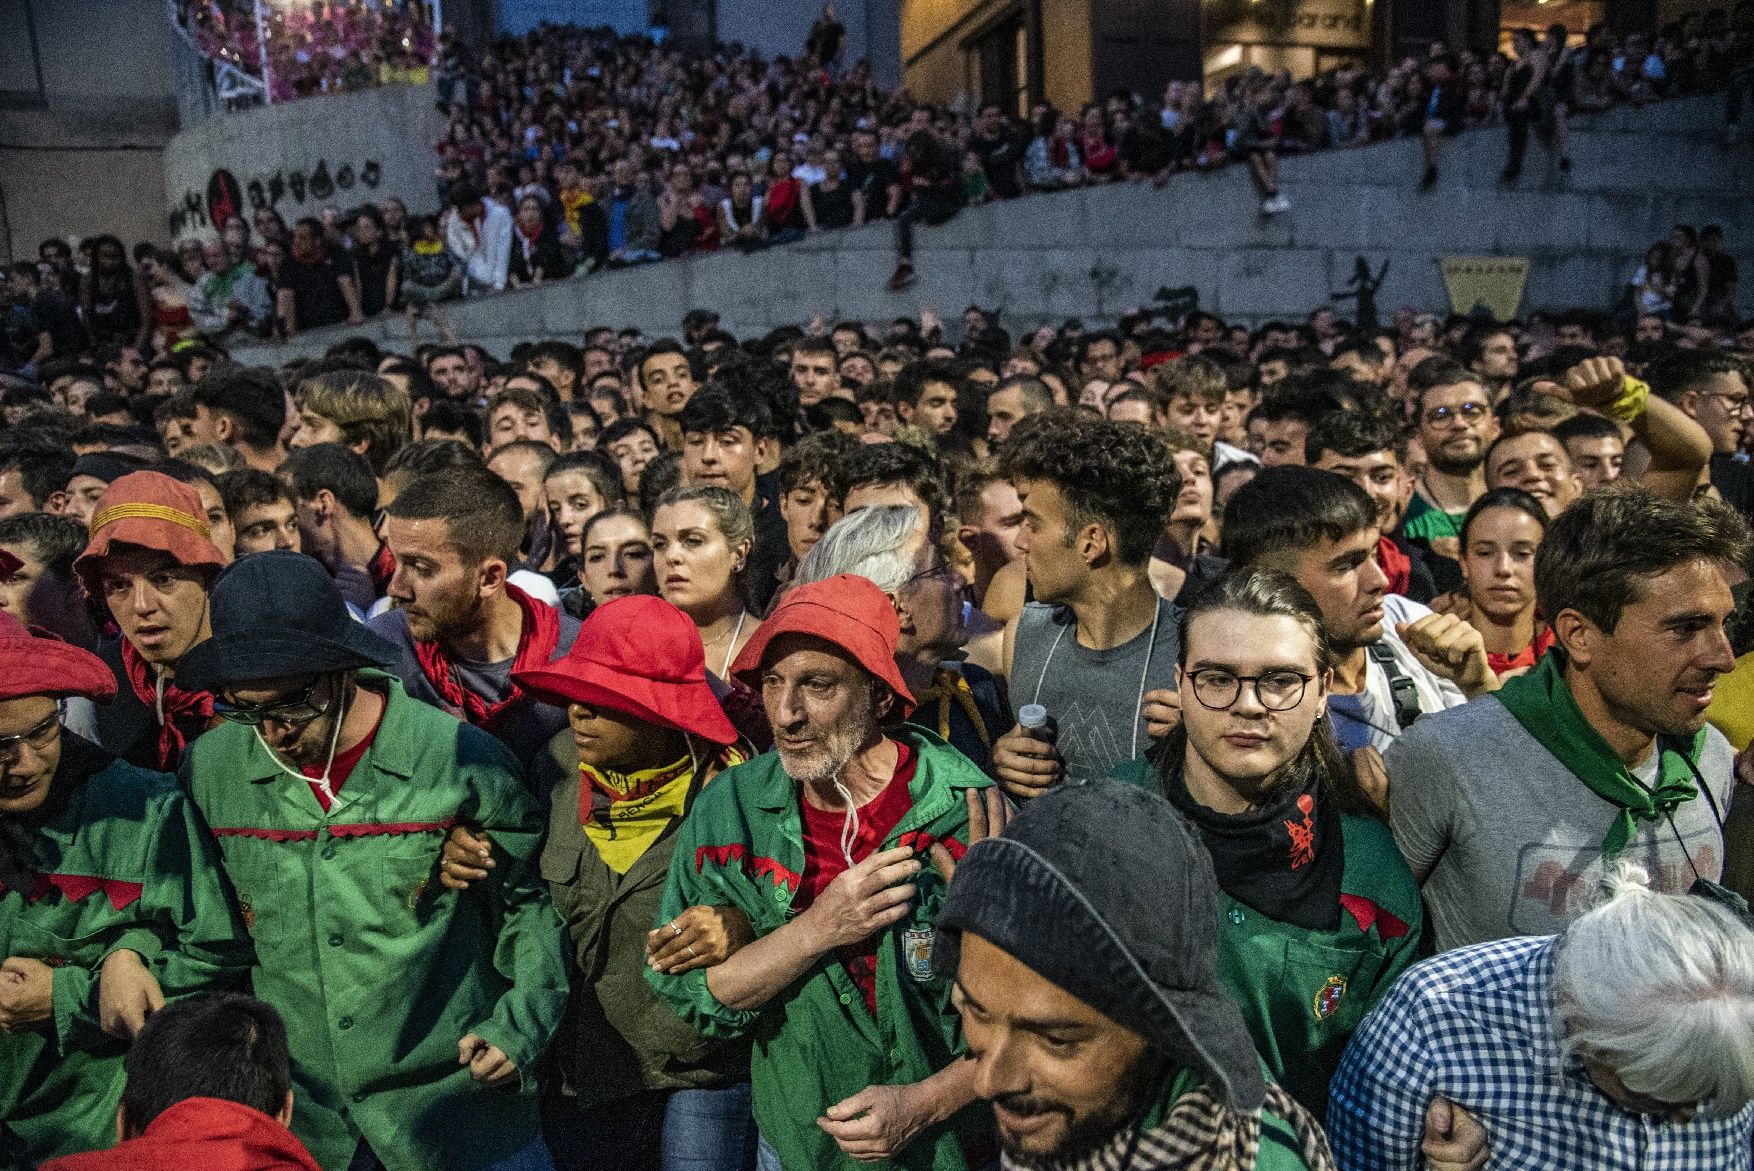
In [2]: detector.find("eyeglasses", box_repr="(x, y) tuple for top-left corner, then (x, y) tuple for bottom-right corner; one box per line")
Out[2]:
(901, 559), (957, 591)
(1702, 391), (1754, 416)
(1423, 401), (1492, 427)
(1187, 669), (1315, 712)
(213, 680), (332, 727)
(0, 705), (63, 763)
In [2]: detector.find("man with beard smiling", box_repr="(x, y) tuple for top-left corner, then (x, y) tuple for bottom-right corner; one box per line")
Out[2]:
(1387, 485), (1748, 951)
(74, 472), (229, 770)
(932, 780), (1334, 1171)
(371, 468), (580, 773)
(648, 575), (993, 1171)
(174, 552), (566, 1171)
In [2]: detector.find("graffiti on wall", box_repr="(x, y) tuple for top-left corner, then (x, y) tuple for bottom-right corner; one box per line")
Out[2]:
(170, 158), (383, 235)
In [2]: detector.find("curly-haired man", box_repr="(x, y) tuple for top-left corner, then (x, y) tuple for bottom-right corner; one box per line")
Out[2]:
(994, 409), (1185, 792)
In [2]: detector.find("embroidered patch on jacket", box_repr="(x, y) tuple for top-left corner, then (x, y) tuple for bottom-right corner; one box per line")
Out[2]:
(1313, 974), (1347, 1020)
(903, 928), (935, 982)
(1285, 794), (1316, 870)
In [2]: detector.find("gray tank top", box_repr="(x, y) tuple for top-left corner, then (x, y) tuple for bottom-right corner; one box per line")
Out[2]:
(1011, 597), (1182, 784)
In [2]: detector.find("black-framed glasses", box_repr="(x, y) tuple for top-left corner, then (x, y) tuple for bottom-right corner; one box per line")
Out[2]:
(1423, 401), (1491, 427)
(213, 680), (331, 727)
(1187, 669), (1315, 712)
(0, 704), (63, 763)
(901, 559), (956, 591)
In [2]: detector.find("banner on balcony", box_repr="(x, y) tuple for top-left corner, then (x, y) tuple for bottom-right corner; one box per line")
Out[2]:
(1439, 256), (1529, 324)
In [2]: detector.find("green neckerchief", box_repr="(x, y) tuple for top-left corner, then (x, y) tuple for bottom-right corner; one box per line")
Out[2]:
(1496, 652), (1704, 858)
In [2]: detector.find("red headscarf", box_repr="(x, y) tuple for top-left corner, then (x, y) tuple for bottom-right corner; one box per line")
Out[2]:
(412, 583), (561, 729)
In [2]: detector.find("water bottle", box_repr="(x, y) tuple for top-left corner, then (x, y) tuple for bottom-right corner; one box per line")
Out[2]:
(1018, 704), (1058, 745)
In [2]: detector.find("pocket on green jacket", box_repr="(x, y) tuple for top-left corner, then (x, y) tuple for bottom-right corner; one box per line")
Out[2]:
(1278, 938), (1385, 1035)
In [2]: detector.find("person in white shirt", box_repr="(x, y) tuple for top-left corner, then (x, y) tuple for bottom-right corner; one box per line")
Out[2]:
(441, 183), (512, 294)
(1222, 466), (1485, 761)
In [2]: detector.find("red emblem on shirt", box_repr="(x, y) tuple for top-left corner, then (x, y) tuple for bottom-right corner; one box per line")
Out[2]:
(1285, 794), (1316, 870)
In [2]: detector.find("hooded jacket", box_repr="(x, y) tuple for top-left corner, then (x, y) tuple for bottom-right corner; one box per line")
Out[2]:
(41, 1097), (320, 1171)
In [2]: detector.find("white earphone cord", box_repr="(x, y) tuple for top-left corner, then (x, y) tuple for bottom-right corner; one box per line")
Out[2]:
(255, 685), (350, 805)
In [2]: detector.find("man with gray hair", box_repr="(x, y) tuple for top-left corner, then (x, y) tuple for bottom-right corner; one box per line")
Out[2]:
(797, 504), (1004, 773)
(1328, 865), (1754, 1168)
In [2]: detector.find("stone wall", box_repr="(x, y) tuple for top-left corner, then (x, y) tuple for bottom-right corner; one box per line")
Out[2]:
(162, 83), (448, 242)
(232, 94), (1753, 362)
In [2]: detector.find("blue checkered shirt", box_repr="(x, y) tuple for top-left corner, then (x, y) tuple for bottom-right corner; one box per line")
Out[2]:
(1326, 935), (1754, 1169)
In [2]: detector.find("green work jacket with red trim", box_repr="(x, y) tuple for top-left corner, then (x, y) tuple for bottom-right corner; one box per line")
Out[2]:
(647, 727), (993, 1171)
(0, 736), (251, 1167)
(1113, 757), (1425, 1116)
(180, 672), (569, 1171)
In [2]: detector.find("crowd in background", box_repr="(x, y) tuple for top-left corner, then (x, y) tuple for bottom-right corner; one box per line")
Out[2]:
(178, 0), (437, 102)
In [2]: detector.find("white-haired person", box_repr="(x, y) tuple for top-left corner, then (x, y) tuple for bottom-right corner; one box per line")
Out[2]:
(795, 504), (1005, 775)
(1327, 864), (1754, 1169)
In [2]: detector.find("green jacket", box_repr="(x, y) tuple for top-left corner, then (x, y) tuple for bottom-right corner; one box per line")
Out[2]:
(1, 736), (250, 1167)
(647, 728), (992, 1171)
(1114, 758), (1424, 1115)
(181, 673), (569, 1171)
(536, 729), (749, 1105)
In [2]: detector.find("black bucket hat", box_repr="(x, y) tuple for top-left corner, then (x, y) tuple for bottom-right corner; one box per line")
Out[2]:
(176, 550), (398, 693)
(933, 780), (1267, 1111)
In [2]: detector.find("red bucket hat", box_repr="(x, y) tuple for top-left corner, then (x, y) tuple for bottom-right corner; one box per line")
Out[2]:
(0, 611), (118, 703)
(73, 471), (228, 596)
(513, 595), (738, 746)
(730, 574), (914, 709)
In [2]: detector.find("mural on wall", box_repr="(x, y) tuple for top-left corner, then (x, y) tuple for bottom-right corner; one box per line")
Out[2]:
(169, 159), (383, 236)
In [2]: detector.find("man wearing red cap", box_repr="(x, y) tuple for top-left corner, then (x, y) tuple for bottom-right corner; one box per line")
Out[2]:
(0, 613), (251, 1165)
(73, 471), (229, 770)
(649, 575), (995, 1171)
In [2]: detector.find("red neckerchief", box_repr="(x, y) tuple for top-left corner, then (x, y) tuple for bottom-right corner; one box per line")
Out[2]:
(515, 218), (542, 258)
(1376, 535), (1412, 597)
(368, 542), (396, 595)
(120, 638), (214, 769)
(411, 583), (560, 730)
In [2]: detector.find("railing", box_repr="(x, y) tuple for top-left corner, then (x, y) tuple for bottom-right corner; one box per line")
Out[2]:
(166, 0), (435, 116)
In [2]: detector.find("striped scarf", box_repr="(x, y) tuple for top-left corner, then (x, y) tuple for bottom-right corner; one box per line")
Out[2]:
(1005, 1083), (1335, 1171)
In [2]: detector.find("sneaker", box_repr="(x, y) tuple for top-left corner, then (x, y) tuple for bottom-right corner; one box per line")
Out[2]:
(1559, 156), (1572, 172)
(1499, 168), (1519, 184)
(1723, 124), (1741, 150)
(1421, 165), (1438, 191)
(1261, 197), (1277, 215)
(887, 262), (916, 291)
(1270, 194), (1291, 213)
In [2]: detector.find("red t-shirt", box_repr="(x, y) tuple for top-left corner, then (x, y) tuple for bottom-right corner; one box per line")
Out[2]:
(795, 739), (918, 1016)
(301, 702), (384, 812)
(1488, 626), (1555, 677)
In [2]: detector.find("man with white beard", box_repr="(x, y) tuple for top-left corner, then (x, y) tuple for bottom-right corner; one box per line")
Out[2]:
(648, 574), (997, 1171)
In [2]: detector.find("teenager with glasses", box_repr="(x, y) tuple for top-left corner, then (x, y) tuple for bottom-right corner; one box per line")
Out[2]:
(1115, 569), (1424, 1118)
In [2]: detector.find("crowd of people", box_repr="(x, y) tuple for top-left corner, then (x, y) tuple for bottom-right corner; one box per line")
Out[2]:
(0, 206), (1752, 1170)
(179, 0), (437, 103)
(133, 3), (1754, 334)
